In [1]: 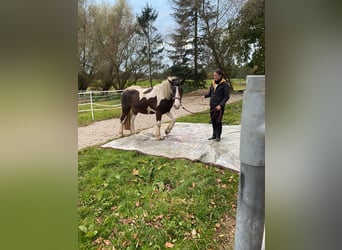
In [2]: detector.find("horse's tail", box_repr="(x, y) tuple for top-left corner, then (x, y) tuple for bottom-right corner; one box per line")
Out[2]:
(124, 111), (131, 130)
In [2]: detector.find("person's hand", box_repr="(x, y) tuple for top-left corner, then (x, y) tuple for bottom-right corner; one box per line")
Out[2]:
(216, 105), (221, 110)
(201, 96), (204, 101)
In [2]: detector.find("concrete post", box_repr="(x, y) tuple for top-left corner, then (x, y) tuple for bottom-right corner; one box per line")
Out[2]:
(234, 75), (265, 250)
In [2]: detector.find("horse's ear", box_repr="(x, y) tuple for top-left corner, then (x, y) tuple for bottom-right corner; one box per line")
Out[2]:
(181, 77), (186, 85)
(168, 77), (173, 84)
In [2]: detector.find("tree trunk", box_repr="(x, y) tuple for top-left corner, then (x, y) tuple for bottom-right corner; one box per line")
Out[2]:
(194, 11), (198, 86)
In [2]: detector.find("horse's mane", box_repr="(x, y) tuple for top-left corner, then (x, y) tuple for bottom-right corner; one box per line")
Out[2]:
(154, 78), (173, 100)
(126, 77), (175, 100)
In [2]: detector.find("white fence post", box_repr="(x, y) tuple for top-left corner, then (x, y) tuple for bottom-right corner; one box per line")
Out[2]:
(77, 90), (123, 121)
(89, 91), (94, 120)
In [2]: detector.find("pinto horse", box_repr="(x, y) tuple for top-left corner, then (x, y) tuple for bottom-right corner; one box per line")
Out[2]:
(119, 76), (183, 139)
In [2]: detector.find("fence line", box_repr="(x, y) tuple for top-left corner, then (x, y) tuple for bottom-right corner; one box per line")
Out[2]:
(78, 90), (123, 120)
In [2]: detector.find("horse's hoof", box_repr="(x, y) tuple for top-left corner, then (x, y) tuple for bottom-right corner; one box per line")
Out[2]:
(165, 130), (170, 135)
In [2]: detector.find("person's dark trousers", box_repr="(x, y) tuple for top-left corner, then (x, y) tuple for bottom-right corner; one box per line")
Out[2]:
(210, 106), (225, 139)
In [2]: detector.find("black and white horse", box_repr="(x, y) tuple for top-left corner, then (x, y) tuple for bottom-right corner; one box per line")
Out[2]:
(119, 76), (183, 139)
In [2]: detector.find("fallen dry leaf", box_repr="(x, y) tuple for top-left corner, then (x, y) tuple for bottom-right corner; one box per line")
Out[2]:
(132, 169), (139, 176)
(154, 214), (164, 220)
(95, 217), (103, 224)
(103, 239), (111, 245)
(165, 242), (175, 248)
(94, 237), (103, 244)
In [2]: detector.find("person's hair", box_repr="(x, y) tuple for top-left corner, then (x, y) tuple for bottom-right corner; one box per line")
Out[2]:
(214, 68), (224, 76)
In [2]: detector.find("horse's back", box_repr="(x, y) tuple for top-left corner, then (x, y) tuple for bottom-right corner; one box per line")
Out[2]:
(126, 85), (144, 91)
(121, 87), (141, 108)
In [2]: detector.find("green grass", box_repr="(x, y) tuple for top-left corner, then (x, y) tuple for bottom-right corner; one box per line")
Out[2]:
(78, 99), (122, 126)
(204, 78), (246, 91)
(230, 79), (246, 92)
(136, 79), (162, 88)
(78, 108), (122, 127)
(178, 100), (242, 125)
(78, 103), (242, 249)
(78, 147), (238, 250)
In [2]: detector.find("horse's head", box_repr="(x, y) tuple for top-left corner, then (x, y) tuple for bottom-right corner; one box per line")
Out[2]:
(168, 76), (183, 109)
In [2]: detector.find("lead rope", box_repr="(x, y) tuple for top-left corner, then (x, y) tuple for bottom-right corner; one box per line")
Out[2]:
(180, 103), (199, 114)
(180, 103), (217, 115)
(181, 103), (222, 124)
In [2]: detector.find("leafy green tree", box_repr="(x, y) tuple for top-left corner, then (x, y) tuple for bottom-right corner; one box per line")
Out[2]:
(169, 0), (206, 87)
(200, 0), (245, 86)
(137, 4), (164, 87)
(90, 0), (142, 90)
(169, 0), (246, 88)
(228, 0), (265, 74)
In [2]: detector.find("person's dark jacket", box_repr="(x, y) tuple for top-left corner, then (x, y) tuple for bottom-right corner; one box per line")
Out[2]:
(204, 78), (230, 108)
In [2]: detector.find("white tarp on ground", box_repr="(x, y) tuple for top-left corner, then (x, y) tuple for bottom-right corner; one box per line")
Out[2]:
(102, 122), (241, 172)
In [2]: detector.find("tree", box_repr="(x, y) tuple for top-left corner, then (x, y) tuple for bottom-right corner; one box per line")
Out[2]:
(89, 0), (142, 90)
(136, 4), (164, 87)
(169, 0), (206, 87)
(200, 0), (245, 85)
(78, 0), (96, 90)
(228, 0), (265, 74)
(168, 0), (246, 87)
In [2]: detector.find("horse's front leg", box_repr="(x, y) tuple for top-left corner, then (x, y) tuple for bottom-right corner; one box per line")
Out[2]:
(165, 112), (176, 135)
(155, 113), (163, 140)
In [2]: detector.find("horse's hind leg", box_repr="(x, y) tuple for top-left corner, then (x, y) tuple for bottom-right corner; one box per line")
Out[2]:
(119, 115), (126, 137)
(119, 108), (130, 137)
(165, 112), (176, 135)
(155, 113), (163, 140)
(130, 113), (137, 135)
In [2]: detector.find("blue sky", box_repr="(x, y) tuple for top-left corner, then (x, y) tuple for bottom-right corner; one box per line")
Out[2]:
(92, 0), (176, 65)
(94, 0), (176, 39)
(127, 0), (176, 38)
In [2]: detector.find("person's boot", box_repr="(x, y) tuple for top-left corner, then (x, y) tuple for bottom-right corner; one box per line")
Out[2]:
(209, 122), (217, 140)
(208, 130), (216, 140)
(215, 132), (220, 141)
(215, 123), (222, 141)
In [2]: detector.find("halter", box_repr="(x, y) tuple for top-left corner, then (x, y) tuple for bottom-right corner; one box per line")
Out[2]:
(168, 77), (183, 106)
(172, 86), (182, 102)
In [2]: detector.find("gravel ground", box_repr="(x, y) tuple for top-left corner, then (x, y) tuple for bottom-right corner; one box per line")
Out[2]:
(78, 91), (243, 150)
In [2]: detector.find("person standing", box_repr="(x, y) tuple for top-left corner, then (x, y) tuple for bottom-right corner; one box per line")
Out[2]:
(201, 69), (230, 141)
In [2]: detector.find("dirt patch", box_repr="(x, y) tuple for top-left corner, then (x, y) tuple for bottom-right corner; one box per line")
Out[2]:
(213, 214), (236, 250)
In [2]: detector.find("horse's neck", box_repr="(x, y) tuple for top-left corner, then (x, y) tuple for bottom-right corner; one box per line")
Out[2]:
(157, 81), (172, 99)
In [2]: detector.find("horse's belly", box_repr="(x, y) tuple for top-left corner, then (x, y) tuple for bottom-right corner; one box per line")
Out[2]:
(146, 106), (156, 114)
(132, 105), (155, 114)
